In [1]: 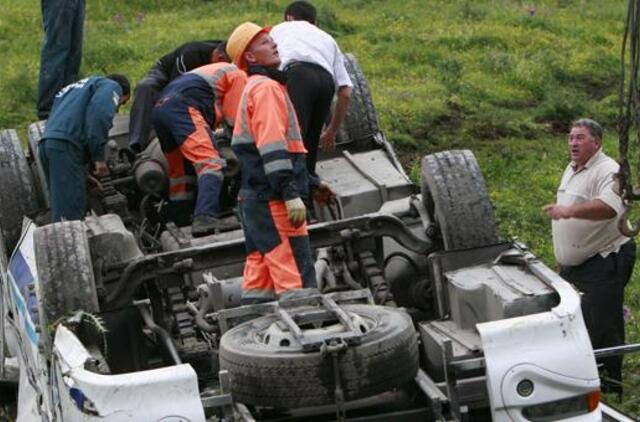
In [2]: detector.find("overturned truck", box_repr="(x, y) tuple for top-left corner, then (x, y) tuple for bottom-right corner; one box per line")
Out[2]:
(0, 55), (632, 421)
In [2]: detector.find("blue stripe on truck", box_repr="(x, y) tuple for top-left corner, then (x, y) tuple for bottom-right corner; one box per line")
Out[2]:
(8, 249), (39, 345)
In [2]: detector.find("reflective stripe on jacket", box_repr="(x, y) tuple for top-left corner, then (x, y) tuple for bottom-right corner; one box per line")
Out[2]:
(231, 75), (308, 201)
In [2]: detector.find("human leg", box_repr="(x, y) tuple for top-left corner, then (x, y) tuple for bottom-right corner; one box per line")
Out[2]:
(40, 139), (87, 222)
(152, 96), (196, 225)
(306, 67), (335, 176)
(575, 278), (624, 392)
(154, 99), (223, 234)
(286, 64), (319, 172)
(560, 244), (636, 396)
(240, 199), (276, 304)
(263, 200), (316, 293)
(180, 106), (224, 219)
(64, 0), (84, 87)
(238, 198), (316, 300)
(38, 0), (77, 118)
(129, 67), (170, 150)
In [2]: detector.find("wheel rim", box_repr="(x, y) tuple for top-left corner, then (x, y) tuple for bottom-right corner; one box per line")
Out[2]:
(253, 311), (375, 351)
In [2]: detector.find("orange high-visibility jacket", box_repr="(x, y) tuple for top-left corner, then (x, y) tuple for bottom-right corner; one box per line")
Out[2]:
(188, 62), (247, 131)
(231, 74), (309, 201)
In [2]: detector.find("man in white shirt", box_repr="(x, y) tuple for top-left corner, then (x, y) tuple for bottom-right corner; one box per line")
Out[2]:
(544, 118), (635, 397)
(270, 1), (353, 178)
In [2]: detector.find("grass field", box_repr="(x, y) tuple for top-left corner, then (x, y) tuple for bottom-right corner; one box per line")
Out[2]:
(1, 0), (639, 416)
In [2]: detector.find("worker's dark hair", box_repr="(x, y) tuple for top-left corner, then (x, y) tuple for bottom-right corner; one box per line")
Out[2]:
(106, 74), (130, 97)
(572, 118), (603, 140)
(284, 1), (317, 24)
(215, 41), (227, 54)
(214, 41), (230, 62)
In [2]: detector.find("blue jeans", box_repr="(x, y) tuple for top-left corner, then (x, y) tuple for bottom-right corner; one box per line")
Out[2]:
(39, 138), (88, 222)
(37, 0), (85, 119)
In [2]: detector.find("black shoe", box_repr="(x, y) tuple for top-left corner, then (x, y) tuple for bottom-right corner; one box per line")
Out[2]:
(191, 215), (218, 237)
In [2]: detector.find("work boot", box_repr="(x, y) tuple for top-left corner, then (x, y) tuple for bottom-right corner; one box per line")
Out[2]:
(216, 214), (241, 232)
(191, 215), (218, 238)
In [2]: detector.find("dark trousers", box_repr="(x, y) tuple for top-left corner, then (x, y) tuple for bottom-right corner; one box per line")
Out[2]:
(39, 138), (88, 222)
(285, 62), (335, 177)
(37, 0), (84, 119)
(560, 239), (636, 396)
(128, 66), (170, 150)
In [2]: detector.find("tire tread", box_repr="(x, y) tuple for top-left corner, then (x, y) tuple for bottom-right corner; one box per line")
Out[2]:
(34, 221), (98, 330)
(421, 149), (500, 250)
(336, 54), (380, 147)
(219, 305), (418, 408)
(0, 129), (39, 255)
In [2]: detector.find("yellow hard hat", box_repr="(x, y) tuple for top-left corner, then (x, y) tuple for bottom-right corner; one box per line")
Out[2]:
(226, 22), (270, 69)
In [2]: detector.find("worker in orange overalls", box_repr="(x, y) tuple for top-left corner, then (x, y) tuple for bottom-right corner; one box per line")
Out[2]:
(227, 22), (335, 303)
(152, 61), (247, 236)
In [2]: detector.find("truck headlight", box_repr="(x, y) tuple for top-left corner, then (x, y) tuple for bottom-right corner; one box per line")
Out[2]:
(516, 379), (534, 397)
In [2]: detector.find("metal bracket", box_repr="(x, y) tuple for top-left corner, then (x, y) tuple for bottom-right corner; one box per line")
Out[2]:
(594, 343), (640, 358)
(414, 369), (448, 420)
(409, 195), (436, 238)
(321, 338), (348, 422)
(442, 339), (462, 421)
(202, 272), (225, 312)
(200, 370), (234, 418)
(213, 289), (374, 336)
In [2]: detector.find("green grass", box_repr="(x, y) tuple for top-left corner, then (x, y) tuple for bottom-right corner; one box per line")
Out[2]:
(1, 0), (639, 415)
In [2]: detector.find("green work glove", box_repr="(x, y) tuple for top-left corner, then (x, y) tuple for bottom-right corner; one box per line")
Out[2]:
(285, 197), (307, 228)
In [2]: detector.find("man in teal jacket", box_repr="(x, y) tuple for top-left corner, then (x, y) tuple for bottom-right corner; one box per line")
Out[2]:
(39, 74), (130, 222)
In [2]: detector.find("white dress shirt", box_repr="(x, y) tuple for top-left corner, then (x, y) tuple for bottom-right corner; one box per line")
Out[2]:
(552, 149), (629, 266)
(270, 21), (352, 88)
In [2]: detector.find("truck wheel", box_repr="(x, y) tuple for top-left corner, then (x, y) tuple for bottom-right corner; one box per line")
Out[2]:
(34, 221), (99, 346)
(27, 121), (50, 208)
(0, 130), (39, 256)
(336, 54), (381, 148)
(219, 304), (418, 408)
(421, 150), (500, 250)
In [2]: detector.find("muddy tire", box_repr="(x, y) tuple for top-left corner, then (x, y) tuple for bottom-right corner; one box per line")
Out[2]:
(336, 54), (381, 148)
(219, 304), (418, 408)
(34, 221), (98, 345)
(27, 121), (49, 208)
(420, 150), (500, 250)
(0, 130), (39, 256)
